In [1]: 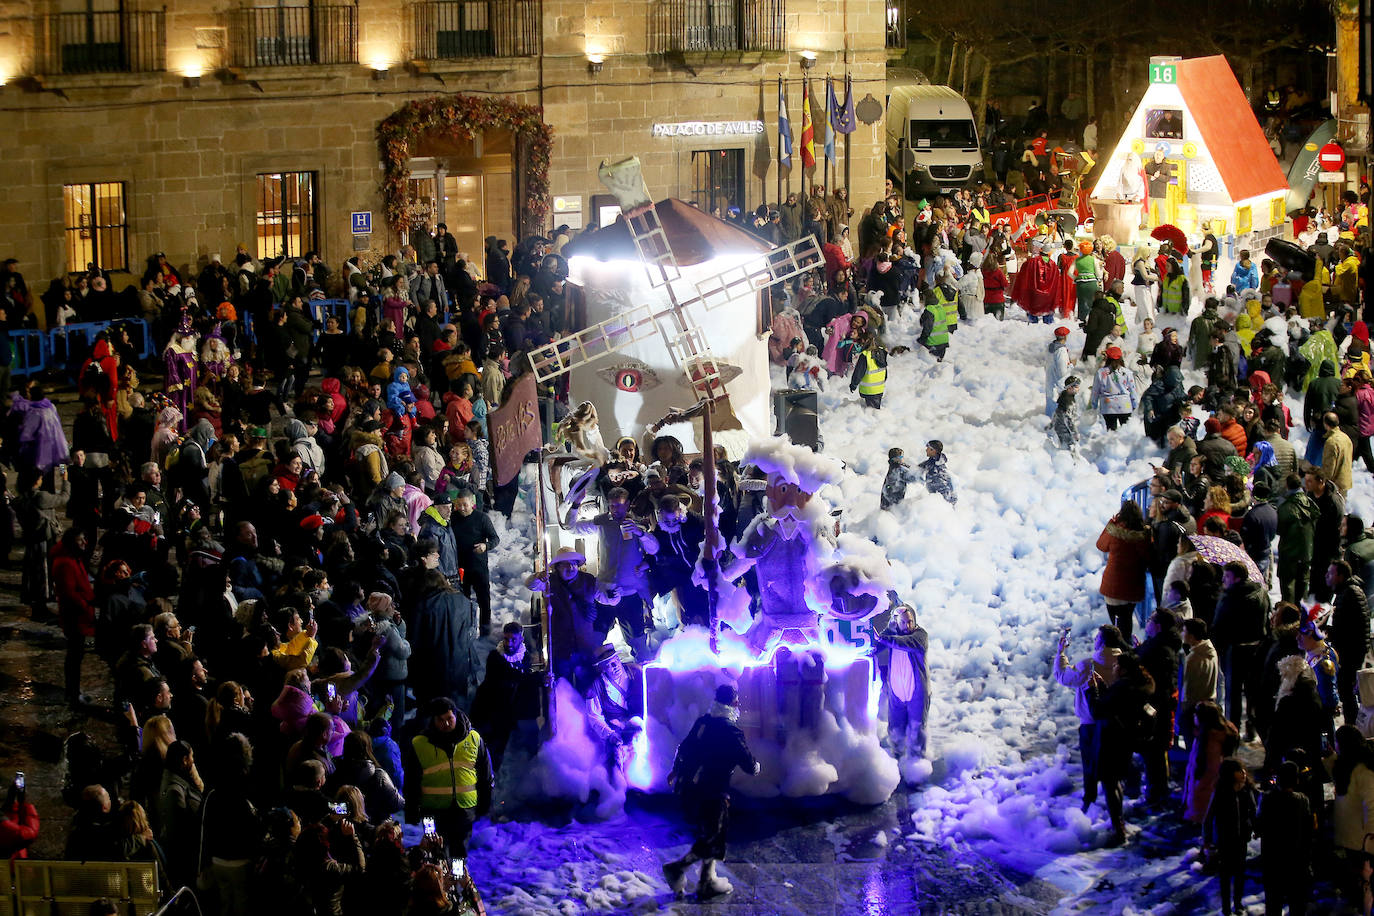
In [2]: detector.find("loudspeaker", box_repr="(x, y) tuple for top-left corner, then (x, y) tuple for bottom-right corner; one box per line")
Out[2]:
(773, 388), (819, 451)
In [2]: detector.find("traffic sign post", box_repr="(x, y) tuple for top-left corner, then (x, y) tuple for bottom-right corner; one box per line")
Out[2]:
(1318, 143), (1345, 173)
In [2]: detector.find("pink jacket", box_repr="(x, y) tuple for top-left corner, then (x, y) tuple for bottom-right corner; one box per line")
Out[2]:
(823, 313), (854, 375)
(1356, 385), (1374, 437)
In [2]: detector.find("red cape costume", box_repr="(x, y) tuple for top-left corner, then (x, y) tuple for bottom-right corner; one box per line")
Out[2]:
(1056, 250), (1077, 318)
(1011, 254), (1062, 317)
(78, 339), (119, 440)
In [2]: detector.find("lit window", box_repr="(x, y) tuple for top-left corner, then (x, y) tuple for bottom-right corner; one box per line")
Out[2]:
(63, 181), (127, 273)
(256, 171), (317, 260)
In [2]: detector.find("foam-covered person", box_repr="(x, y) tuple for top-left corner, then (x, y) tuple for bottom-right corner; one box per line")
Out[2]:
(875, 602), (930, 758)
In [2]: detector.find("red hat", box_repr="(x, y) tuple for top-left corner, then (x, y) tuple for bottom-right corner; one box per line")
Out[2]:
(300, 514), (327, 531)
(1204, 417), (1222, 434)
(1054, 326), (1071, 337)
(1105, 345), (1123, 360)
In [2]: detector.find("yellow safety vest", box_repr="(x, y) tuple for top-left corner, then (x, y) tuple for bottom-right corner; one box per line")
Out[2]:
(1161, 275), (1186, 314)
(858, 350), (887, 395)
(413, 731), (481, 810)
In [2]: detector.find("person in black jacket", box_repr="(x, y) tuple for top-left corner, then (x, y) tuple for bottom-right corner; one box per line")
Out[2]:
(1136, 611), (1181, 805)
(469, 622), (534, 772)
(1326, 559), (1369, 723)
(1211, 561), (1271, 739)
(1258, 760), (1314, 916)
(1239, 482), (1279, 581)
(1203, 757), (1258, 916)
(1086, 652), (1154, 846)
(662, 684), (760, 900)
(1306, 467), (1344, 602)
(649, 495), (709, 629)
(1150, 489), (1196, 603)
(449, 489), (499, 634)
(1081, 296), (1118, 362)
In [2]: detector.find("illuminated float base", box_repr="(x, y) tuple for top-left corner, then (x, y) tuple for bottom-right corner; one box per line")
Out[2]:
(628, 626), (898, 805)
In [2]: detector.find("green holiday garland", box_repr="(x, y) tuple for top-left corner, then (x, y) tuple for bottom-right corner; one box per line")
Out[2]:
(378, 94), (553, 239)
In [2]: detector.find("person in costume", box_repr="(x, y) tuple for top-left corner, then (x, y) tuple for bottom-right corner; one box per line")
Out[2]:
(78, 331), (120, 440)
(1012, 237), (1062, 323)
(162, 311), (198, 432)
(10, 382), (69, 475)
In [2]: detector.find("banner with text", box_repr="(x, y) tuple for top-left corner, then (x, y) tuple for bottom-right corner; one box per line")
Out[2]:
(490, 373), (541, 485)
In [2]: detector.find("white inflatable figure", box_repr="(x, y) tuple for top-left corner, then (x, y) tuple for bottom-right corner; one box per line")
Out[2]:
(1115, 151), (1145, 202)
(597, 156), (654, 212)
(720, 438), (842, 655)
(555, 400), (611, 466)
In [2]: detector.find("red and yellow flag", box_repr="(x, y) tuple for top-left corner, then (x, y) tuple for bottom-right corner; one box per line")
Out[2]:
(800, 79), (816, 169)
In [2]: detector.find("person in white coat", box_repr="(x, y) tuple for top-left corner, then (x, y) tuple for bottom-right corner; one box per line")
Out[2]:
(1089, 345), (1138, 430)
(1132, 246), (1158, 324)
(1180, 617), (1218, 744)
(1045, 325), (1073, 417)
(1328, 724), (1374, 877)
(958, 251), (986, 322)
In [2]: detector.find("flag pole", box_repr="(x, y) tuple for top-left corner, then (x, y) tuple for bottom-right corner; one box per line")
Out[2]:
(824, 74), (831, 198)
(776, 76), (783, 211)
(844, 73), (852, 200)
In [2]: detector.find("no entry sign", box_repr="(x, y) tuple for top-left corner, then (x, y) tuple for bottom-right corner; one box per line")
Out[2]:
(1319, 142), (1346, 172)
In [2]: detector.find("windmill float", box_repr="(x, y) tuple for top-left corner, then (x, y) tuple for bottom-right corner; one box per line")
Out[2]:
(526, 156), (823, 442)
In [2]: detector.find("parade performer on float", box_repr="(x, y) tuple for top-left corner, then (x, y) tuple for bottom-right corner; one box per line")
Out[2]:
(718, 439), (841, 654)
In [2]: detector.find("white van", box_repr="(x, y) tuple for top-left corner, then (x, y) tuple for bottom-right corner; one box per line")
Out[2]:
(886, 81), (985, 198)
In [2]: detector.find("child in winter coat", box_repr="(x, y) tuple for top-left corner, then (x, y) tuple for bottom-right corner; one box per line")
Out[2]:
(1203, 757), (1258, 915)
(880, 448), (921, 510)
(1050, 376), (1082, 453)
(786, 340), (825, 391)
(917, 440), (957, 505)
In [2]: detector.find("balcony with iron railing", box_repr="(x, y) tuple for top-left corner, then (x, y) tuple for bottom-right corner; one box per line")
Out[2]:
(409, 0), (540, 61)
(229, 3), (358, 68)
(36, 7), (166, 76)
(649, 0), (786, 55)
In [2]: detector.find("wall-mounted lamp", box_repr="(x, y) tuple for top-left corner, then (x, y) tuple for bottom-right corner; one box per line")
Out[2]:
(370, 63), (390, 81)
(182, 63), (203, 87)
(587, 53), (604, 76)
(799, 50), (817, 70)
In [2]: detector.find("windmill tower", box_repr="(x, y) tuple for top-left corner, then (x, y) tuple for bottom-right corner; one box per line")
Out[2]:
(525, 157), (823, 425)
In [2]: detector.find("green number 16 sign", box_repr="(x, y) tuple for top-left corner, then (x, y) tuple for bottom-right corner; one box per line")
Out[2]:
(1150, 63), (1177, 85)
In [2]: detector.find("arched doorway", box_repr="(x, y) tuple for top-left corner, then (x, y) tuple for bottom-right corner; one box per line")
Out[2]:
(406, 129), (515, 264)
(378, 95), (553, 242)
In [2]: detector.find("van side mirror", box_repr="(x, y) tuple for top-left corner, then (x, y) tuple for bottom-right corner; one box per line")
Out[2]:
(902, 148), (916, 171)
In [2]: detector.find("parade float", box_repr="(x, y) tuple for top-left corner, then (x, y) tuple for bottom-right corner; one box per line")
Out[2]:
(1090, 55), (1289, 249)
(510, 158), (904, 813)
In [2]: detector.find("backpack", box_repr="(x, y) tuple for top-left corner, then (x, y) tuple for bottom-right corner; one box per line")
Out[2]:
(163, 436), (186, 471)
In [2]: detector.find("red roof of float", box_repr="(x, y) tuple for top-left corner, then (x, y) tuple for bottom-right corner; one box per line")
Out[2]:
(562, 198), (770, 265)
(1176, 55), (1288, 203)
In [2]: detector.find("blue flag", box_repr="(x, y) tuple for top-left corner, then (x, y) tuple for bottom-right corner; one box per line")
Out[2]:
(778, 77), (792, 168)
(832, 74), (857, 135)
(823, 78), (836, 164)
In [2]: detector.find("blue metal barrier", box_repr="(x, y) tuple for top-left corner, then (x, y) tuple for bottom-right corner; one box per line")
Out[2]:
(49, 322), (104, 369)
(125, 319), (155, 359)
(1122, 479), (1153, 516)
(10, 329), (47, 377)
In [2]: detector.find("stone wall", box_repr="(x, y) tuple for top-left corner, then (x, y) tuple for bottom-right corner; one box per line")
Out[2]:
(0, 0), (889, 283)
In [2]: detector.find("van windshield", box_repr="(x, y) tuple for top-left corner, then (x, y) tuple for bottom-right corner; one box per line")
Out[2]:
(910, 119), (978, 149)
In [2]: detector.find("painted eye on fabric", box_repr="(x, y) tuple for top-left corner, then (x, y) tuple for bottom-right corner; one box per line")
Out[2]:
(596, 359), (661, 393)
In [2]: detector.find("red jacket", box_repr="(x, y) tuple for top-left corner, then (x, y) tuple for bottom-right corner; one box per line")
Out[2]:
(1096, 519), (1151, 603)
(982, 264), (1009, 304)
(0, 802), (39, 859)
(51, 542), (95, 637)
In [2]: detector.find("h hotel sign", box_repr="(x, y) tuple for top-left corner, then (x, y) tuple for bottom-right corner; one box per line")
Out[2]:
(651, 120), (766, 138)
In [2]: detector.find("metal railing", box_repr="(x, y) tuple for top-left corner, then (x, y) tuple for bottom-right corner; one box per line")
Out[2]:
(649, 0), (785, 54)
(230, 3), (358, 68)
(409, 0), (540, 59)
(36, 8), (166, 75)
(885, 0), (905, 49)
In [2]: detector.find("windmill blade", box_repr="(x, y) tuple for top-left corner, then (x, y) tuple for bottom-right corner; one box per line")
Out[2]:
(526, 299), (673, 383)
(689, 234), (824, 312)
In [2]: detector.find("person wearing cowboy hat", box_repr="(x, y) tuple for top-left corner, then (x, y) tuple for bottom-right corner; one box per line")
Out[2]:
(585, 644), (643, 774)
(663, 683), (759, 900)
(528, 546), (602, 692)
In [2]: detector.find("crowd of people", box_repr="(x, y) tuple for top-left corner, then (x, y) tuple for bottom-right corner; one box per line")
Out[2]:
(0, 135), (1371, 913)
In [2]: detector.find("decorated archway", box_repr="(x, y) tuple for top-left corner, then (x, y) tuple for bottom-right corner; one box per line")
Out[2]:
(378, 94), (553, 240)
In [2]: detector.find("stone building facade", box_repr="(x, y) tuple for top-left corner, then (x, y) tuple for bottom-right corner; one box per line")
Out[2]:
(0, 0), (896, 289)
